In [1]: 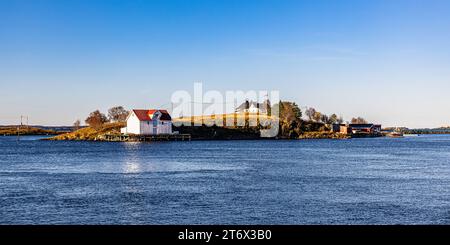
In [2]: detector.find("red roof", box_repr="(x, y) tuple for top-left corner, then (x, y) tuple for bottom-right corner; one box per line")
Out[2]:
(132, 109), (172, 121)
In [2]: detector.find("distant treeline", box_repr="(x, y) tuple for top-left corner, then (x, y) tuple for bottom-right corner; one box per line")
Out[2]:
(404, 128), (450, 134)
(0, 126), (59, 136)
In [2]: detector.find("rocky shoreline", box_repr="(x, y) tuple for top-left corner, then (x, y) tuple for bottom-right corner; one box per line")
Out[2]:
(44, 122), (353, 141)
(298, 131), (351, 139)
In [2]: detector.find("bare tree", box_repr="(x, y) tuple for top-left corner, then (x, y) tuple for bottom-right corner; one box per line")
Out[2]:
(351, 117), (368, 124)
(320, 114), (329, 124)
(329, 114), (338, 124)
(108, 106), (129, 122)
(73, 120), (81, 130)
(85, 110), (108, 129)
(305, 107), (316, 121)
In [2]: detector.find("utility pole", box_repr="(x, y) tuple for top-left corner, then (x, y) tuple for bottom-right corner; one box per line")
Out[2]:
(17, 115), (29, 141)
(17, 116), (23, 142)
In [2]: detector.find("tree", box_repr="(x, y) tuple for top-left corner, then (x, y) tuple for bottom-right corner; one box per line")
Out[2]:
(305, 107), (316, 121)
(85, 110), (108, 129)
(244, 100), (250, 110)
(313, 111), (322, 122)
(280, 101), (302, 122)
(291, 102), (302, 119)
(337, 116), (344, 124)
(328, 114), (338, 124)
(351, 117), (368, 124)
(278, 101), (303, 138)
(108, 106), (129, 122)
(263, 99), (271, 116)
(320, 114), (329, 124)
(73, 120), (81, 130)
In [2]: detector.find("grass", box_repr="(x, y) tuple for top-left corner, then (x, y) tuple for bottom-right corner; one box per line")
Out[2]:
(173, 112), (276, 127)
(47, 122), (125, 140)
(0, 126), (58, 136)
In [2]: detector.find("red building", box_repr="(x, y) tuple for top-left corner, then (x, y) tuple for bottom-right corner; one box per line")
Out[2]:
(349, 124), (382, 136)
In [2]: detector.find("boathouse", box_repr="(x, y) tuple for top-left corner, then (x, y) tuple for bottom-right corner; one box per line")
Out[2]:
(121, 109), (172, 135)
(331, 124), (352, 135)
(349, 124), (382, 136)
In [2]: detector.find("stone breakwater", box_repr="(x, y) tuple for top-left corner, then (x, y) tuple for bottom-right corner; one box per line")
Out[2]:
(298, 131), (351, 139)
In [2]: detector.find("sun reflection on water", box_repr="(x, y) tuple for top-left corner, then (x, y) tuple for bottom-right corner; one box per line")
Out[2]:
(122, 142), (144, 174)
(123, 161), (141, 174)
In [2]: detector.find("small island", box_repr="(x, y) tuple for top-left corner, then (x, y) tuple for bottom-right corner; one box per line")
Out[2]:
(44, 101), (385, 141)
(0, 126), (60, 136)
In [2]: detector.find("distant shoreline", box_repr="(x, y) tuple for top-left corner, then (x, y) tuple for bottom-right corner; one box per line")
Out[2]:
(2, 123), (450, 141)
(0, 126), (66, 136)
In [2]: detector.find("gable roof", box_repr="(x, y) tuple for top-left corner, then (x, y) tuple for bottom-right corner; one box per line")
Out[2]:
(236, 101), (257, 110)
(132, 109), (172, 121)
(235, 101), (269, 113)
(154, 109), (172, 120)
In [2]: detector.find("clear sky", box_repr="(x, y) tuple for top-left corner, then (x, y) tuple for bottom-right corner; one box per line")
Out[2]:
(1, 0), (450, 128)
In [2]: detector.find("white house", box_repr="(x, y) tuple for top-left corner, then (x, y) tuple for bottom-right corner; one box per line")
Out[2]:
(235, 99), (270, 114)
(121, 109), (172, 135)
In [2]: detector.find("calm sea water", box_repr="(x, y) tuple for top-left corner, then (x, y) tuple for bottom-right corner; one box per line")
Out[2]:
(1, 135), (450, 224)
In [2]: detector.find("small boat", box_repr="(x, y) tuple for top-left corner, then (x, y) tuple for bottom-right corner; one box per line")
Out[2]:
(387, 131), (404, 138)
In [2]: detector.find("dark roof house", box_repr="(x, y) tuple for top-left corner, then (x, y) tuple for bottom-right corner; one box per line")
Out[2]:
(235, 99), (271, 114)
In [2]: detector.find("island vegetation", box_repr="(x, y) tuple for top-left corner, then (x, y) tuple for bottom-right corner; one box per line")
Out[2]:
(47, 106), (129, 140)
(276, 101), (351, 139)
(403, 127), (450, 135)
(0, 126), (59, 136)
(48, 122), (126, 141)
(46, 101), (366, 141)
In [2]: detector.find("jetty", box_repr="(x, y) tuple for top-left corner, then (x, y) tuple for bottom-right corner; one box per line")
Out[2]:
(102, 133), (191, 142)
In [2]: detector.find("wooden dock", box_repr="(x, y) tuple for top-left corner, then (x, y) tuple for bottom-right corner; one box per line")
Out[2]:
(102, 134), (191, 142)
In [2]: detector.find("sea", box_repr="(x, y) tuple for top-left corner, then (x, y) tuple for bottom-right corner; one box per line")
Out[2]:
(1, 135), (450, 224)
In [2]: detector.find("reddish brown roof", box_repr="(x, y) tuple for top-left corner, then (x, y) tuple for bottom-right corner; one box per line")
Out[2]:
(132, 109), (171, 121)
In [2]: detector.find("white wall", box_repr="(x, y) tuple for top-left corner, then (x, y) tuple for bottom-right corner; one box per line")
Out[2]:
(157, 121), (172, 134)
(140, 121), (153, 135)
(249, 106), (259, 113)
(123, 112), (173, 135)
(124, 112), (141, 134)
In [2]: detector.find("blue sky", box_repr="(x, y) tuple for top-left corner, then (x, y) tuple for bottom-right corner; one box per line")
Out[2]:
(1, 0), (450, 127)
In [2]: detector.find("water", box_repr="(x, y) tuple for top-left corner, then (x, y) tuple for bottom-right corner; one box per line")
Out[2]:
(1, 135), (450, 224)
